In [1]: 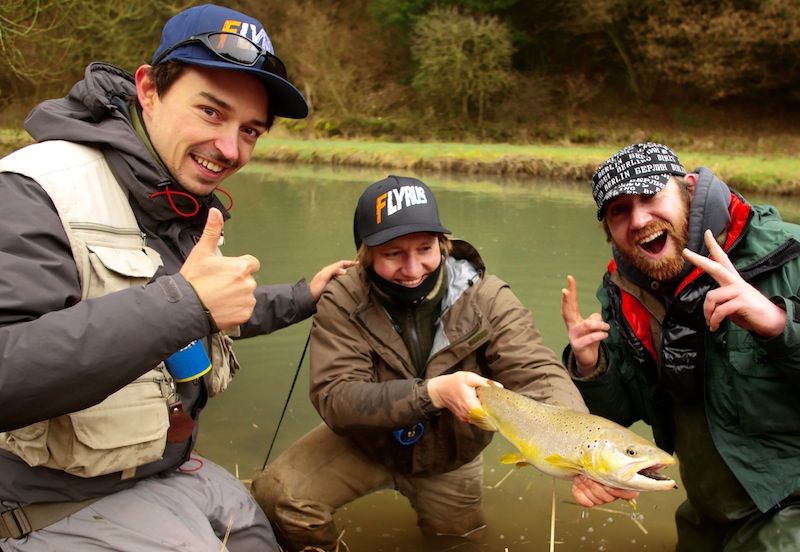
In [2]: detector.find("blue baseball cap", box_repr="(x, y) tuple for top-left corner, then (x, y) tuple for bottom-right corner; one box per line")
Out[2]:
(152, 4), (308, 119)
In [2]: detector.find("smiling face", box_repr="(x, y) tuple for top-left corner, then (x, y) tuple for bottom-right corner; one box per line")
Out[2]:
(604, 177), (694, 282)
(371, 232), (442, 288)
(136, 64), (269, 196)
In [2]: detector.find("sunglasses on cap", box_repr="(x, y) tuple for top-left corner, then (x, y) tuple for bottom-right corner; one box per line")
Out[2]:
(152, 31), (288, 80)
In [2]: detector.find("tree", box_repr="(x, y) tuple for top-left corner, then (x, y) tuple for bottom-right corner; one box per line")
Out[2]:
(556, 0), (800, 103)
(261, 0), (411, 121)
(0, 1), (191, 103)
(558, 0), (663, 100)
(641, 0), (800, 100)
(369, 0), (519, 34)
(410, 6), (514, 126)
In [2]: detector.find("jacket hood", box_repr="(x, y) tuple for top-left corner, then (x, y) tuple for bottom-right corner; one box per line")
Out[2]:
(25, 63), (141, 157)
(23, 62), (228, 256)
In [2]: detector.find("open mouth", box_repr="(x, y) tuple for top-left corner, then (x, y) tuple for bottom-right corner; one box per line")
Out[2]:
(639, 229), (668, 255)
(398, 276), (425, 287)
(637, 464), (678, 488)
(639, 467), (672, 481)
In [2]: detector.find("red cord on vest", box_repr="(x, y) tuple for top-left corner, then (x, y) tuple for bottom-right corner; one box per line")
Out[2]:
(149, 186), (233, 217)
(216, 187), (234, 211)
(178, 456), (204, 472)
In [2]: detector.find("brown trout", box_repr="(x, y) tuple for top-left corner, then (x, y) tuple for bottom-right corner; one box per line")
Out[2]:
(468, 385), (677, 492)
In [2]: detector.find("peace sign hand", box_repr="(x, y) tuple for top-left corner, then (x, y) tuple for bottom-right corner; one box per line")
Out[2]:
(561, 275), (610, 376)
(682, 229), (786, 337)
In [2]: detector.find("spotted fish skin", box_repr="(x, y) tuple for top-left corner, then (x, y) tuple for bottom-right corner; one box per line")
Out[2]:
(468, 385), (677, 492)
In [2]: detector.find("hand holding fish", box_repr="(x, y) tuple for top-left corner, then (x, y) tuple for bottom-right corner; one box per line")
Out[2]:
(572, 474), (639, 508)
(683, 229), (786, 336)
(428, 372), (502, 424)
(561, 275), (610, 376)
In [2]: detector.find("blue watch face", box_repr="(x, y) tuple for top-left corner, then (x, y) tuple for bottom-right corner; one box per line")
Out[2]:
(392, 422), (424, 445)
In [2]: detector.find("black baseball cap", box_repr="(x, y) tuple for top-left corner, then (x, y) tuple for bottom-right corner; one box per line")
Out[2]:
(354, 175), (451, 249)
(151, 4), (308, 119)
(592, 142), (687, 220)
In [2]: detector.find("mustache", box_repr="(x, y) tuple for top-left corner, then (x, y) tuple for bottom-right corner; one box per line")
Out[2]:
(633, 221), (675, 242)
(194, 150), (239, 170)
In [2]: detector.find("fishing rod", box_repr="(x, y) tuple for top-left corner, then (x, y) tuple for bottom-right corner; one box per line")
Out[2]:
(261, 329), (310, 470)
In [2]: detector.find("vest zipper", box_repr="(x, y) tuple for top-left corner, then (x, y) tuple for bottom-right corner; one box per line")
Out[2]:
(69, 222), (148, 246)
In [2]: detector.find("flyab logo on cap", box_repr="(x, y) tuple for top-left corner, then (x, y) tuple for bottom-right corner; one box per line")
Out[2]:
(375, 186), (429, 225)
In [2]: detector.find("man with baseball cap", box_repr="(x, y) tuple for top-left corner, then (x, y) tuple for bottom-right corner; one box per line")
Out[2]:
(561, 143), (800, 550)
(0, 4), (353, 550)
(252, 175), (633, 551)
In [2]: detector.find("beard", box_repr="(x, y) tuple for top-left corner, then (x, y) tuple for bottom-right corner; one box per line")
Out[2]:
(613, 200), (690, 283)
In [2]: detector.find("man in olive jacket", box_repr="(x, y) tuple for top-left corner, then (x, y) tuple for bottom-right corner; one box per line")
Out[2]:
(561, 143), (800, 551)
(253, 175), (635, 551)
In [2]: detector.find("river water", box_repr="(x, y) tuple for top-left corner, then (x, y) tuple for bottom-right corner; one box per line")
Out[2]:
(196, 162), (800, 551)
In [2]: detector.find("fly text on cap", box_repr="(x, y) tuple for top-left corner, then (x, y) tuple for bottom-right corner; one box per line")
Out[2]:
(220, 19), (274, 53)
(375, 186), (429, 224)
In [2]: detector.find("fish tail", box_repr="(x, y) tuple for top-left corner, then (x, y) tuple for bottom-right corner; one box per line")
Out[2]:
(467, 406), (498, 432)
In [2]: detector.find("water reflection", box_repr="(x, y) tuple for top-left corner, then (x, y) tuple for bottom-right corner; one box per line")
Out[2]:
(197, 163), (800, 551)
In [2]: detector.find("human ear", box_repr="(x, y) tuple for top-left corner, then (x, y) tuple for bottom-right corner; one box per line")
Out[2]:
(134, 65), (157, 117)
(684, 173), (698, 200)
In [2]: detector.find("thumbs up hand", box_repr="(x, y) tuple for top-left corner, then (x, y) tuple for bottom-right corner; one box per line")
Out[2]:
(180, 208), (260, 330)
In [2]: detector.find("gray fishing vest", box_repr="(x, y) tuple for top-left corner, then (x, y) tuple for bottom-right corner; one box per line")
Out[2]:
(0, 141), (236, 480)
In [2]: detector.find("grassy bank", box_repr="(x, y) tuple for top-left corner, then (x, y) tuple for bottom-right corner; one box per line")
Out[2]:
(254, 139), (800, 195)
(3, 129), (798, 195)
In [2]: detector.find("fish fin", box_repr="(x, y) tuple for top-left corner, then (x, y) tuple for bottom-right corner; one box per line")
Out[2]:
(544, 454), (582, 471)
(499, 453), (529, 467)
(628, 498), (638, 511)
(467, 407), (498, 432)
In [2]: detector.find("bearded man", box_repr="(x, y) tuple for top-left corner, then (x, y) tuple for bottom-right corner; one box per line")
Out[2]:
(560, 142), (800, 551)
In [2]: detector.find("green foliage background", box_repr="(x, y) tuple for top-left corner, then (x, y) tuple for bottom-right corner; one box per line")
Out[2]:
(1, 0), (798, 155)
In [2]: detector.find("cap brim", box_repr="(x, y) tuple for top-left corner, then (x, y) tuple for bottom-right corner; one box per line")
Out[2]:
(253, 71), (309, 119)
(362, 223), (452, 246)
(167, 55), (309, 119)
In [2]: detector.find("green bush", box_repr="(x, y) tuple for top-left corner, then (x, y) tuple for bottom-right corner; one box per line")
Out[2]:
(410, 6), (514, 126)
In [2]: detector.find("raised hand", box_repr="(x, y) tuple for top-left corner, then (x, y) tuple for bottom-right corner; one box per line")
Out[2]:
(561, 275), (610, 376)
(180, 208), (260, 330)
(683, 229), (786, 337)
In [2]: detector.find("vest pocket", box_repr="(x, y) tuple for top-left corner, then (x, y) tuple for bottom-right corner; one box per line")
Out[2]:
(0, 421), (50, 466)
(86, 243), (161, 296)
(58, 370), (170, 477)
(0, 369), (170, 478)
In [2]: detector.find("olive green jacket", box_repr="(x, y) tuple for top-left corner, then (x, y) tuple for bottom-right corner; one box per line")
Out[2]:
(310, 239), (587, 477)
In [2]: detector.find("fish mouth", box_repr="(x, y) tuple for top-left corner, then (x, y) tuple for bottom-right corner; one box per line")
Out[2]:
(638, 465), (674, 482)
(633, 463), (678, 489)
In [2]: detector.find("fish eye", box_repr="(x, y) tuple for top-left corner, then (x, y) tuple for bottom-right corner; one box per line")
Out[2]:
(626, 447), (638, 456)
